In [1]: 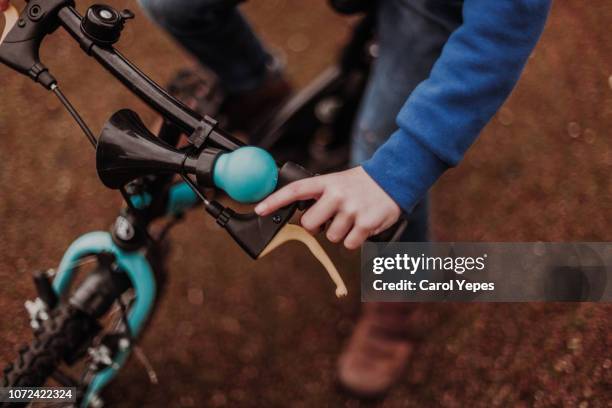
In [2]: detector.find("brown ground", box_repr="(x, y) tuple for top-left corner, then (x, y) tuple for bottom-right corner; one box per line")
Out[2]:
(0, 1), (611, 407)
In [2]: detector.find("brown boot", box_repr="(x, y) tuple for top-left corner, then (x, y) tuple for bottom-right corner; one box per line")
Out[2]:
(337, 303), (415, 398)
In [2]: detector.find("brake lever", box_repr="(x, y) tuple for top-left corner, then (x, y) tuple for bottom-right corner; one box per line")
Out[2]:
(259, 223), (348, 298)
(213, 203), (348, 298)
(0, 2), (18, 45)
(0, 0), (72, 88)
(211, 161), (347, 298)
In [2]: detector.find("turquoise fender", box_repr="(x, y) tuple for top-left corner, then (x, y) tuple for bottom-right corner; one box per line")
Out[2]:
(166, 181), (200, 215)
(53, 231), (156, 407)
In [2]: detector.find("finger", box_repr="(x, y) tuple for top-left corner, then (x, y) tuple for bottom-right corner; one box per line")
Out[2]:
(372, 218), (395, 236)
(300, 193), (340, 234)
(255, 178), (325, 216)
(343, 225), (372, 250)
(0, 1), (8, 12)
(325, 212), (353, 243)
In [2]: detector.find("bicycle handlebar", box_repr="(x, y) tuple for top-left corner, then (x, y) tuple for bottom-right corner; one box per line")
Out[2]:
(0, 0), (349, 297)
(57, 6), (244, 151)
(0, 0), (242, 151)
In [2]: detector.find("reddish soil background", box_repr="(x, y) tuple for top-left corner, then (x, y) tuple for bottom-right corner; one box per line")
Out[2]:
(1, 1), (611, 407)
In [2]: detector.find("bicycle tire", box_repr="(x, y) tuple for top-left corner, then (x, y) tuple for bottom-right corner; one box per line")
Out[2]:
(1, 303), (98, 408)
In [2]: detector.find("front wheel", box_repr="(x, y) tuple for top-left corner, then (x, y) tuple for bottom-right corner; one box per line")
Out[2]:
(1, 303), (99, 407)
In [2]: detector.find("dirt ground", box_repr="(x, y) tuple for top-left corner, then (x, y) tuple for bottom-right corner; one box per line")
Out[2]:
(0, 0), (611, 407)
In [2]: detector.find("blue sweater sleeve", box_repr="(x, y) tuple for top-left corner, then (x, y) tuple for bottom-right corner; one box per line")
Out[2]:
(362, 0), (551, 212)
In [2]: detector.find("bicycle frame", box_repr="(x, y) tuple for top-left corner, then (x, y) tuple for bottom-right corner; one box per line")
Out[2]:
(0, 1), (378, 405)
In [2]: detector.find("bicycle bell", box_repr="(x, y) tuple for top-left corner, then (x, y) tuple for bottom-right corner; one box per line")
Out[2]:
(81, 4), (135, 45)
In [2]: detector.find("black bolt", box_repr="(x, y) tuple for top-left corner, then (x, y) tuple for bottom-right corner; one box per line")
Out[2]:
(18, 18), (26, 27)
(272, 215), (282, 224)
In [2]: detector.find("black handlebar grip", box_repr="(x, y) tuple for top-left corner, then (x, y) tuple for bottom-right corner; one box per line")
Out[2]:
(277, 162), (313, 187)
(277, 162), (316, 211)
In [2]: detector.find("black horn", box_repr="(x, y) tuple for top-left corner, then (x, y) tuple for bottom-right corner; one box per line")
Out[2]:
(95, 109), (220, 189)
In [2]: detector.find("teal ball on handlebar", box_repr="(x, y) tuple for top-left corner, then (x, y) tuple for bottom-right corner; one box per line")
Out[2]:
(213, 146), (278, 203)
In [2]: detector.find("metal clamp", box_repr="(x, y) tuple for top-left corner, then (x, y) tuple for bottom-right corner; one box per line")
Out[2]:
(188, 115), (218, 150)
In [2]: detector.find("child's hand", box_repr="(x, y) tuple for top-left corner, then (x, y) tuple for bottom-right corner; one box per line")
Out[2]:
(255, 166), (401, 250)
(0, 0), (9, 12)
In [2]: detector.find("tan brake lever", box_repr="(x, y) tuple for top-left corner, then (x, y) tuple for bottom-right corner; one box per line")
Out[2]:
(1, 3), (18, 45)
(258, 224), (348, 298)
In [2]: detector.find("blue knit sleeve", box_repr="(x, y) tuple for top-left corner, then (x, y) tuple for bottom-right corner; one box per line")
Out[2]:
(362, 0), (552, 212)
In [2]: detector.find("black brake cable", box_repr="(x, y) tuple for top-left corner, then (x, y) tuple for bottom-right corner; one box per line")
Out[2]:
(179, 173), (211, 207)
(51, 84), (97, 148)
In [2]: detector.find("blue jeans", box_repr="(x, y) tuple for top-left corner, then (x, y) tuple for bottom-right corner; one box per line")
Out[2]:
(139, 0), (463, 241)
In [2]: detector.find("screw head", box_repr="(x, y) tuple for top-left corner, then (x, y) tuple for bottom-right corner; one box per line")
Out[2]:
(29, 5), (41, 16)
(118, 338), (130, 350)
(114, 216), (135, 241)
(98, 9), (113, 20)
(272, 215), (282, 224)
